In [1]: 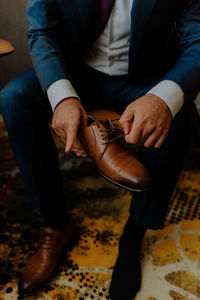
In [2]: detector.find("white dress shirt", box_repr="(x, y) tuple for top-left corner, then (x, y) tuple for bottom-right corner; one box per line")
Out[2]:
(47, 0), (184, 117)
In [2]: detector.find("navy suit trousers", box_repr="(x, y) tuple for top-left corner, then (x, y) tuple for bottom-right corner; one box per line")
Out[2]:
(0, 63), (191, 229)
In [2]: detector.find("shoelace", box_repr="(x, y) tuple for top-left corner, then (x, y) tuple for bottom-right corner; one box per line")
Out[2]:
(80, 114), (126, 145)
(38, 231), (54, 250)
(99, 118), (127, 145)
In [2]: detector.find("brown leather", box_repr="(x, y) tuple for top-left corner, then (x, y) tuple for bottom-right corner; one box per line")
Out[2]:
(89, 109), (122, 125)
(79, 110), (151, 192)
(0, 39), (14, 55)
(18, 219), (75, 296)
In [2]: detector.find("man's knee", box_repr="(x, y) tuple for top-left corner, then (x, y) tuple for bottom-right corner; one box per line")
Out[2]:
(0, 69), (41, 127)
(1, 69), (35, 108)
(1, 76), (24, 127)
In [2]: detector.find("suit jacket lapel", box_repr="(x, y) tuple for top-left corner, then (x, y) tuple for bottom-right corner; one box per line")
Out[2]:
(57, 0), (99, 46)
(77, 0), (100, 42)
(77, 0), (116, 40)
(128, 0), (156, 72)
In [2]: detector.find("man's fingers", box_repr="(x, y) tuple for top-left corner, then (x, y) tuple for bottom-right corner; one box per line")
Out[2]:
(54, 122), (87, 156)
(125, 118), (143, 144)
(123, 121), (130, 135)
(119, 106), (134, 133)
(120, 108), (133, 123)
(80, 111), (88, 127)
(144, 134), (159, 148)
(65, 125), (78, 152)
(71, 138), (87, 157)
(54, 128), (67, 143)
(144, 128), (166, 148)
(154, 130), (169, 148)
(140, 125), (156, 145)
(51, 98), (88, 154)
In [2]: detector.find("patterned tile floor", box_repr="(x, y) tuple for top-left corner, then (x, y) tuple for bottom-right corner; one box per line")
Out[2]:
(0, 115), (200, 300)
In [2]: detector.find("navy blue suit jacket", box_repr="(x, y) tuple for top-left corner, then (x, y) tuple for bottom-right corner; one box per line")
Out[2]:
(27, 0), (200, 103)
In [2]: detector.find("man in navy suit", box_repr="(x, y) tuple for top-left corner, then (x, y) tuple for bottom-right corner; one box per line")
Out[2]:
(1, 0), (200, 299)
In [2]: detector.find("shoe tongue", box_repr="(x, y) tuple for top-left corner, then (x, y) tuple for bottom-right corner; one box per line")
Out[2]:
(88, 118), (119, 145)
(104, 118), (119, 140)
(104, 118), (112, 128)
(94, 118), (114, 130)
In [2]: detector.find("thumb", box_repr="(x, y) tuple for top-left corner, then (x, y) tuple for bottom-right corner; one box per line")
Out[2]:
(120, 106), (134, 134)
(122, 121), (130, 134)
(65, 126), (77, 152)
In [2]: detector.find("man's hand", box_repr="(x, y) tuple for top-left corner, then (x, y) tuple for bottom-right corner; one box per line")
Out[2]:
(119, 94), (172, 148)
(52, 98), (87, 157)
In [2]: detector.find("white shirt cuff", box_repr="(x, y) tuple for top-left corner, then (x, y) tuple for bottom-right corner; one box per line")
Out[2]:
(47, 79), (80, 111)
(147, 80), (184, 118)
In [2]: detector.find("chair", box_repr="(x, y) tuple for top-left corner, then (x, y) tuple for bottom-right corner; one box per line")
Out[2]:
(0, 39), (14, 56)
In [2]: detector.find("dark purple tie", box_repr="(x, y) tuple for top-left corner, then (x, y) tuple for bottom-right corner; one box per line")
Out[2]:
(99, 0), (115, 36)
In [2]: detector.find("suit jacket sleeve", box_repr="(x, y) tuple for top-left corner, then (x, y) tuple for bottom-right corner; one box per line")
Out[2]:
(161, 0), (200, 100)
(27, 0), (71, 91)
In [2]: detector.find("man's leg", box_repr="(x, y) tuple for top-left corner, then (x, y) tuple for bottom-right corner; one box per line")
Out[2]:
(1, 69), (69, 229)
(0, 69), (76, 296)
(129, 107), (190, 229)
(68, 66), (191, 299)
(107, 83), (192, 299)
(0, 65), (132, 296)
(71, 67), (193, 299)
(109, 108), (190, 299)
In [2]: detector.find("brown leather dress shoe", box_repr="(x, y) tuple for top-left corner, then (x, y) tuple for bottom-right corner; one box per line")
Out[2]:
(18, 219), (75, 297)
(79, 110), (151, 192)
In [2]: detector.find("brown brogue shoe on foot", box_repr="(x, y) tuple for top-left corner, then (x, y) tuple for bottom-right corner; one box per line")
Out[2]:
(79, 110), (151, 192)
(18, 219), (75, 297)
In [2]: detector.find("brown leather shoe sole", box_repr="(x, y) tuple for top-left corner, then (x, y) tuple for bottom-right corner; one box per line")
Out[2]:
(98, 168), (150, 192)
